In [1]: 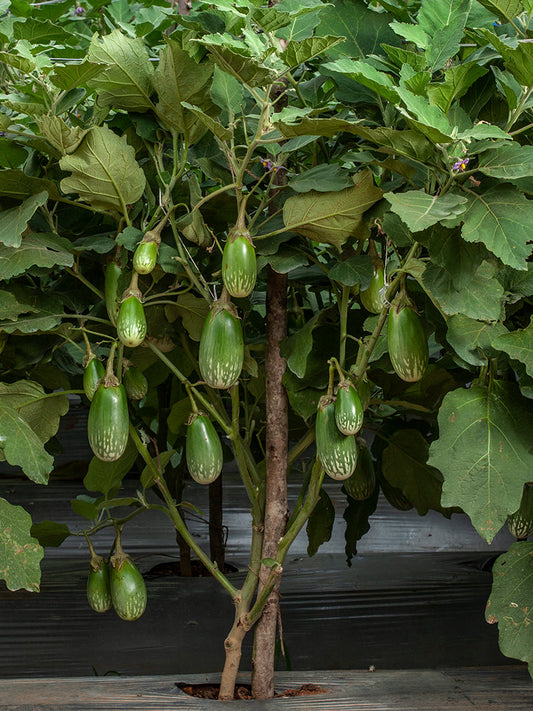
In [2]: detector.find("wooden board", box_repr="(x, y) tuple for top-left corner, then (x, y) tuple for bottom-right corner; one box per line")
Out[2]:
(0, 669), (530, 710)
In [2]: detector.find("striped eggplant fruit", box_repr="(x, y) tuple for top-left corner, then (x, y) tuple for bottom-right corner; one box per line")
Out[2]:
(316, 397), (358, 481)
(222, 230), (257, 299)
(199, 300), (244, 389)
(88, 378), (129, 462)
(387, 301), (428, 382)
(186, 414), (223, 484)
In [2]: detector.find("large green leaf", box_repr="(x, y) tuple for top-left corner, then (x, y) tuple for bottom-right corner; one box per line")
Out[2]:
(87, 29), (154, 112)
(418, 0), (471, 71)
(328, 255), (373, 288)
(491, 317), (533, 376)
(427, 63), (488, 113)
(154, 40), (215, 143)
(281, 36), (344, 68)
(283, 169), (382, 250)
(49, 60), (105, 93)
(461, 185), (533, 271)
(210, 65), (243, 116)
(198, 41), (274, 87)
(421, 261), (504, 321)
(385, 190), (467, 232)
(0, 293), (65, 334)
(0, 169), (60, 200)
(429, 382), (533, 542)
(486, 542), (533, 676)
(476, 1), (525, 25)
(382, 429), (451, 516)
(83, 439), (138, 495)
(479, 28), (533, 87)
(0, 233), (73, 280)
(276, 117), (434, 163)
(477, 143), (533, 179)
(0, 381), (69, 444)
(0, 403), (54, 484)
(280, 313), (320, 379)
(59, 126), (146, 214)
(343, 483), (379, 566)
(0, 498), (43, 592)
(0, 191), (48, 248)
(37, 116), (88, 156)
(306, 488), (335, 556)
(322, 58), (400, 103)
(169, 293), (211, 342)
(446, 314), (507, 366)
(316, 0), (399, 59)
(419, 226), (488, 291)
(289, 164), (353, 193)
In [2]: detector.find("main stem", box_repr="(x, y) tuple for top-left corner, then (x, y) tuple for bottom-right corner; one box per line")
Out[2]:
(251, 267), (289, 699)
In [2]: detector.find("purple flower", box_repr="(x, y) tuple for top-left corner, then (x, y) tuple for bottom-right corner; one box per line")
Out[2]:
(452, 157), (469, 172)
(75, 5), (86, 16)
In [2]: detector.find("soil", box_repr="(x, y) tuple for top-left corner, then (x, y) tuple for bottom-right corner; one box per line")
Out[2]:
(146, 559), (239, 578)
(177, 683), (328, 700)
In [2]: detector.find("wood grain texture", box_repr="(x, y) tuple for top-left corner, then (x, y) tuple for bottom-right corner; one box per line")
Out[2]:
(0, 669), (530, 710)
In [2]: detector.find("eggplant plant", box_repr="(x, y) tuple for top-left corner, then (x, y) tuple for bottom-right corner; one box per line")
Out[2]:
(0, 0), (532, 698)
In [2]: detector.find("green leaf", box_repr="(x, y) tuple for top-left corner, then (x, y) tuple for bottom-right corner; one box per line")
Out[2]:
(180, 101), (232, 141)
(446, 314), (507, 366)
(281, 35), (344, 68)
(492, 317), (533, 377)
(0, 169), (60, 200)
(343, 483), (379, 566)
(71, 495), (99, 521)
(0, 289), (38, 321)
(478, 143), (533, 180)
(382, 429), (450, 516)
(0, 191), (48, 248)
(49, 60), (105, 93)
(427, 63), (488, 113)
(486, 542), (533, 675)
(0, 232), (74, 280)
(276, 117), (434, 163)
(418, 226), (488, 291)
(37, 116), (88, 156)
(429, 382), (533, 542)
(59, 126), (146, 214)
(0, 498), (43, 592)
(322, 58), (400, 103)
(476, 0), (525, 24)
(87, 29), (154, 112)
(280, 313), (319, 378)
(421, 261), (504, 322)
(0, 404), (53, 484)
(210, 65), (243, 115)
(154, 40), (215, 144)
(385, 190), (467, 232)
(328, 255), (373, 288)
(306, 488), (335, 557)
(397, 87), (454, 142)
(167, 397), (193, 436)
(283, 169), (382, 251)
(141, 449), (175, 489)
(13, 17), (77, 45)
(479, 28), (533, 87)
(316, 0), (399, 59)
(170, 293), (210, 342)
(198, 42), (274, 87)
(0, 381), (69, 444)
(0, 293), (65, 334)
(0, 138), (28, 169)
(461, 185), (533, 271)
(418, 0), (471, 72)
(288, 164), (352, 193)
(83, 438), (138, 495)
(389, 22), (429, 49)
(30, 521), (70, 547)
(286, 386), (322, 422)
(0, 50), (35, 73)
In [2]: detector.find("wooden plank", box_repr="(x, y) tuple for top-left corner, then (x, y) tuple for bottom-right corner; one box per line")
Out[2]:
(0, 669), (530, 710)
